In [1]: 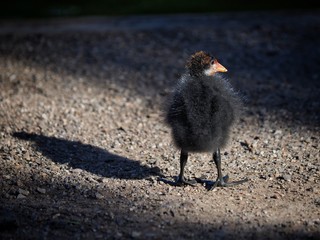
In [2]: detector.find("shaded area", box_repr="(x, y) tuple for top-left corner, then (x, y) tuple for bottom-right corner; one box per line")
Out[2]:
(1, 149), (319, 240)
(1, 0), (319, 18)
(1, 195), (319, 240)
(12, 131), (161, 179)
(1, 154), (319, 240)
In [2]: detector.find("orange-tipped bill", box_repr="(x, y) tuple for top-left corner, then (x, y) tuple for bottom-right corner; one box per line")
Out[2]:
(214, 59), (228, 72)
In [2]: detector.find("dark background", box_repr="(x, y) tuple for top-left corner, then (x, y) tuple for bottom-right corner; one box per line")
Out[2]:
(1, 0), (320, 18)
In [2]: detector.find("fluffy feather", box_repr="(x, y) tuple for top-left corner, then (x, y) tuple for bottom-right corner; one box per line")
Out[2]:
(166, 73), (242, 152)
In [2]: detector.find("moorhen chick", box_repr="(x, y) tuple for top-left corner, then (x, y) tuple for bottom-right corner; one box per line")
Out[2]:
(166, 51), (248, 190)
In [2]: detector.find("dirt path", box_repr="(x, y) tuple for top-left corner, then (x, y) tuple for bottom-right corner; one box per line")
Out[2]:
(0, 11), (319, 239)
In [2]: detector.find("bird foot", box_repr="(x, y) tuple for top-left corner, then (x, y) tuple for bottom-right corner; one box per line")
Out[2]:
(209, 175), (248, 190)
(176, 176), (197, 187)
(157, 176), (197, 187)
(196, 175), (248, 190)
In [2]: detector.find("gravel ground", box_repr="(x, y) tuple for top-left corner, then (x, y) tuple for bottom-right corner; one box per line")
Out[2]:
(0, 11), (319, 239)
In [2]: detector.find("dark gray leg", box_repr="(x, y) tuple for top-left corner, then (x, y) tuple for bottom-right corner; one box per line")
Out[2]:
(208, 148), (248, 190)
(214, 148), (224, 182)
(176, 150), (197, 186)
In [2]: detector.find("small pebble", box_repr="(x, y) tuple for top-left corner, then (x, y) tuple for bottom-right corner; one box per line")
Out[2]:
(95, 192), (104, 199)
(17, 194), (27, 199)
(18, 188), (29, 196)
(282, 174), (291, 181)
(37, 187), (46, 194)
(131, 231), (141, 238)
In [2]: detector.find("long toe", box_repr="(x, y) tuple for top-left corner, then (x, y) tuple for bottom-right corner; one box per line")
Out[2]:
(195, 175), (229, 186)
(222, 178), (249, 187)
(176, 177), (197, 187)
(208, 177), (248, 190)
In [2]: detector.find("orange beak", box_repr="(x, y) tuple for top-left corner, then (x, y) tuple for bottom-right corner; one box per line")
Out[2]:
(214, 59), (228, 72)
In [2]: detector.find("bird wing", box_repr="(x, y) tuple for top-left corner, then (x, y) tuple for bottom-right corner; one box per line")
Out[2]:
(167, 92), (186, 119)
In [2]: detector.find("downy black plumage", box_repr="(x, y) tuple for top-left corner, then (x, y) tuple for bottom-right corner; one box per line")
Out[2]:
(166, 51), (248, 189)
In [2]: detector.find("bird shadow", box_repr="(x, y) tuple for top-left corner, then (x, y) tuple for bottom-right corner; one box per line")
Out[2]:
(12, 131), (162, 180)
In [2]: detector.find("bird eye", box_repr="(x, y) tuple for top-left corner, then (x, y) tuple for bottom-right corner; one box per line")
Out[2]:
(210, 60), (215, 65)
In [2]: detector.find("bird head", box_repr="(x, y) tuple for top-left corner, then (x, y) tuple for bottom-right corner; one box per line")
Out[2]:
(186, 51), (227, 77)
